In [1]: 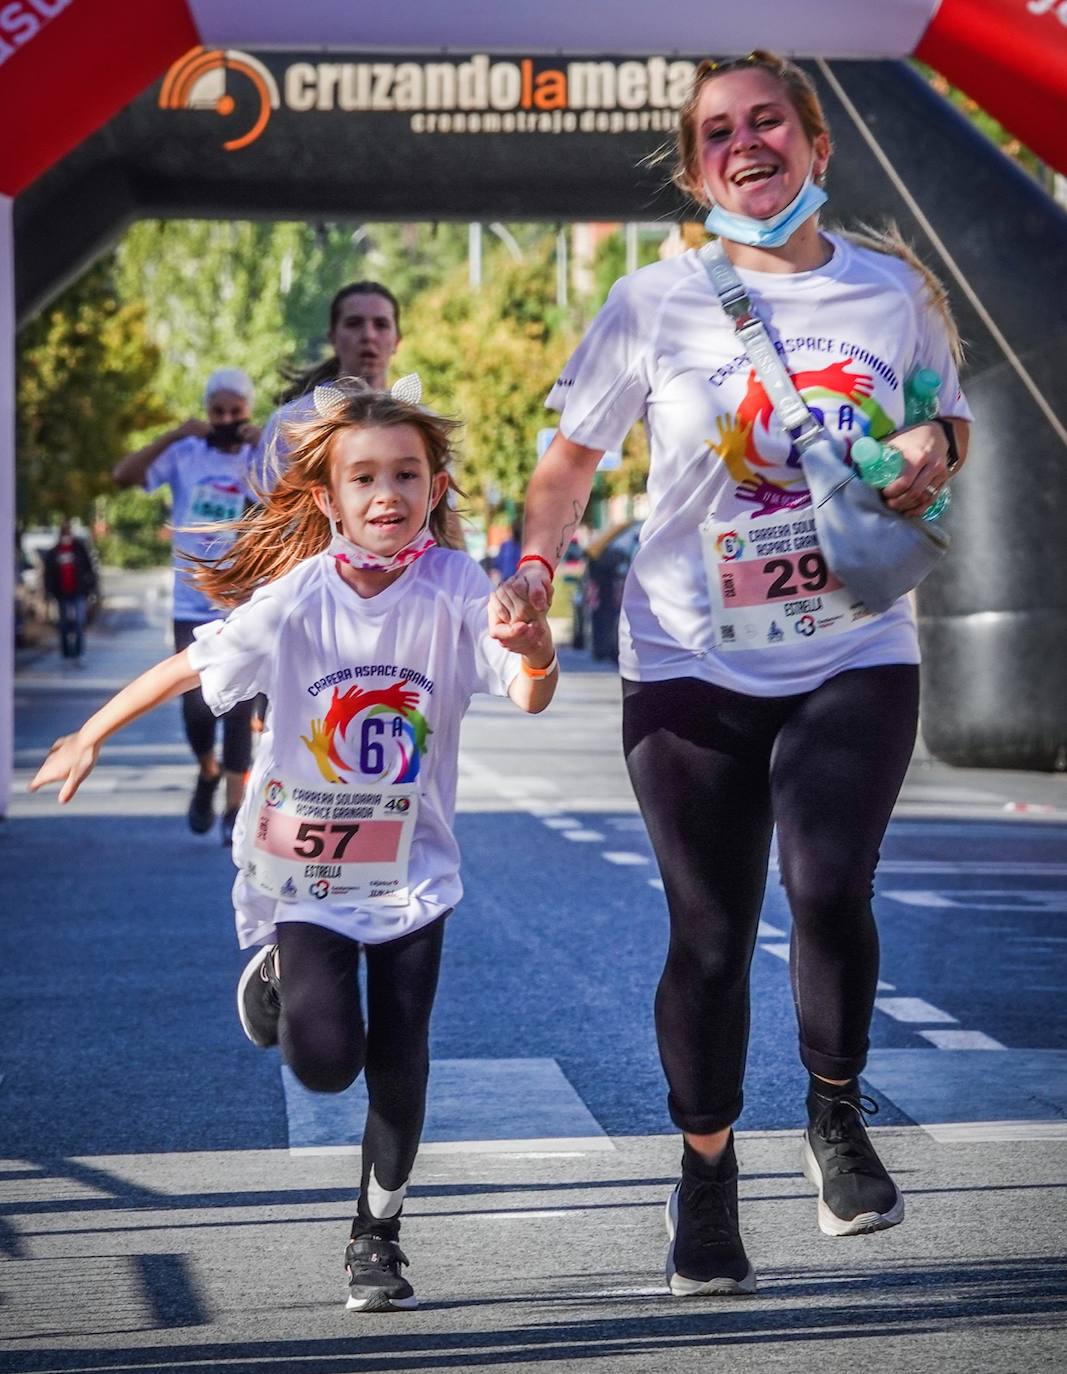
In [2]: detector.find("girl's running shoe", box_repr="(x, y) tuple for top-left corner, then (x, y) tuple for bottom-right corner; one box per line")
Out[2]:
(345, 1234), (417, 1312)
(236, 945), (280, 1048)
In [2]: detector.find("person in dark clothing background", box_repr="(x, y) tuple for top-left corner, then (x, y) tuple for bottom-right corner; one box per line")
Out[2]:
(42, 520), (97, 666)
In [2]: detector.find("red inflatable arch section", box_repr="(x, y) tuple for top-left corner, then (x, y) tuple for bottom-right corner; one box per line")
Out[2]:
(2, 0), (1066, 807)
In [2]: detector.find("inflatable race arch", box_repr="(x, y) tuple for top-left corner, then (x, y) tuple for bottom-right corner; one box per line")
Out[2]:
(2, 1), (1067, 809)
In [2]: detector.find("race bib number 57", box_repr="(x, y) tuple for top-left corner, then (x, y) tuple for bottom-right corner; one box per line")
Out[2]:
(700, 505), (875, 651)
(240, 777), (417, 906)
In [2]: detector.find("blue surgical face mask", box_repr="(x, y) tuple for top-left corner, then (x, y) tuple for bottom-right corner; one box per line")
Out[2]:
(703, 166), (827, 249)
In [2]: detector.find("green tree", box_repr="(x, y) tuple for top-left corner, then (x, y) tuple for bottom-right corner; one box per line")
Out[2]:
(114, 220), (303, 422)
(95, 487), (171, 569)
(395, 235), (579, 519)
(16, 256), (166, 526)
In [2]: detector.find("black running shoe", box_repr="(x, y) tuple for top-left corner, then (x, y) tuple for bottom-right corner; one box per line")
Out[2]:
(803, 1085), (904, 1236)
(221, 807), (239, 847)
(345, 1234), (416, 1312)
(236, 945), (280, 1048)
(664, 1137), (757, 1296)
(188, 773), (220, 833)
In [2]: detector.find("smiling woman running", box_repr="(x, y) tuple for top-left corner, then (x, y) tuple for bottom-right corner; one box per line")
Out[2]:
(492, 51), (972, 1295)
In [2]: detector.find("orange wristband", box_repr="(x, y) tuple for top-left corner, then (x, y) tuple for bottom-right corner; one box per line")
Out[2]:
(521, 653), (559, 680)
(518, 554), (555, 580)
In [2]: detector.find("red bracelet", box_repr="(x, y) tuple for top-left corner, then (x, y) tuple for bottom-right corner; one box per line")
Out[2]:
(518, 554), (555, 580)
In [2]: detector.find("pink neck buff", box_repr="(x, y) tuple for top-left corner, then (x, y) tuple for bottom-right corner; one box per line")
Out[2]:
(327, 521), (436, 573)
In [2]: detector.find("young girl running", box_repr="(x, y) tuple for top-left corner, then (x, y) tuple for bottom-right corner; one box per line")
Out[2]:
(31, 378), (558, 1312)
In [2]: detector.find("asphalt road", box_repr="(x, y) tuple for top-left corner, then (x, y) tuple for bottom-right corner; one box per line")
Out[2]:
(2, 568), (1065, 1372)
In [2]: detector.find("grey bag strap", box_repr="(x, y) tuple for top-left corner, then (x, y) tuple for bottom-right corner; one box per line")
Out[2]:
(699, 243), (823, 451)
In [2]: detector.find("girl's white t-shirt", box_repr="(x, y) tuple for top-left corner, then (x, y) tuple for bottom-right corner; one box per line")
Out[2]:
(186, 547), (519, 947)
(547, 235), (973, 696)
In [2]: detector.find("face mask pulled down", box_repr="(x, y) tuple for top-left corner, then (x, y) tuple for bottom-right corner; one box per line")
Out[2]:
(704, 167), (827, 249)
(327, 499), (437, 573)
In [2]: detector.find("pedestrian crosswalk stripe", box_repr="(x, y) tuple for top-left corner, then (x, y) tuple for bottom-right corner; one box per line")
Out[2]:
(864, 1049), (1067, 1127)
(283, 1057), (614, 1155)
(919, 1029), (1006, 1050)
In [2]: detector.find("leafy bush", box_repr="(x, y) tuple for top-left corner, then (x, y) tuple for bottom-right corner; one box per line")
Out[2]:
(95, 487), (171, 568)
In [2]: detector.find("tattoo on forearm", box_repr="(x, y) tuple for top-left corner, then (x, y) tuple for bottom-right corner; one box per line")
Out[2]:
(555, 501), (582, 561)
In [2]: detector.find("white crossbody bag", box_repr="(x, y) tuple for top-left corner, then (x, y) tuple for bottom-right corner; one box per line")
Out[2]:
(700, 244), (950, 614)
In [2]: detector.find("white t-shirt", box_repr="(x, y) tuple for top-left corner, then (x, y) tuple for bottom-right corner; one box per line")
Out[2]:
(186, 547), (519, 948)
(251, 395), (315, 489)
(145, 437), (257, 621)
(546, 235), (973, 696)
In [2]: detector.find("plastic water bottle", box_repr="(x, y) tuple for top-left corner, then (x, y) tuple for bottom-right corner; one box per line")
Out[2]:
(851, 436), (903, 490)
(903, 367), (941, 424)
(851, 436), (950, 521)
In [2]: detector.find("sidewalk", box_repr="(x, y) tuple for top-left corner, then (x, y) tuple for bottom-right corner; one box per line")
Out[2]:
(3, 572), (1066, 1372)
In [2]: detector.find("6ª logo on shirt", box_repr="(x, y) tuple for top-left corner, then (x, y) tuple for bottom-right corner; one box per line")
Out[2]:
(300, 679), (432, 787)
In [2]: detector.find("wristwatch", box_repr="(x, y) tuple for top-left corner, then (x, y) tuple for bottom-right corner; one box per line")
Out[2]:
(935, 417), (961, 474)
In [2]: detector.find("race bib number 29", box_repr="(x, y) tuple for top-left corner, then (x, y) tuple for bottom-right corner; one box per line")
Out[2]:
(700, 505), (875, 651)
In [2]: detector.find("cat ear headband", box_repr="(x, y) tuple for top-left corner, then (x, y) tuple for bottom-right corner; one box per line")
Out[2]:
(312, 372), (423, 419)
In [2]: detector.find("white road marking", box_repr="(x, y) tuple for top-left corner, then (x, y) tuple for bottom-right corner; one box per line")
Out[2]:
(588, 1287), (673, 1299)
(561, 830), (605, 842)
(472, 1210), (572, 1221)
(542, 817), (581, 829)
(757, 920), (785, 938)
(601, 852), (650, 866)
(761, 943), (791, 962)
(919, 1030), (1006, 1050)
(922, 1120), (1067, 1143)
(885, 889), (1067, 912)
(875, 997), (958, 1024)
(648, 878), (665, 891)
(493, 776), (560, 798)
(293, 1137), (615, 1157)
(284, 1058), (615, 1155)
(878, 861), (1067, 876)
(878, 980), (896, 991)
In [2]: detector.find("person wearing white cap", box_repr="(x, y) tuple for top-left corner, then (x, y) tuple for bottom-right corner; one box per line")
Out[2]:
(114, 369), (262, 842)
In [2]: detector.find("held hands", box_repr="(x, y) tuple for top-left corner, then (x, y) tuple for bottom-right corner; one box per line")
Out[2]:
(29, 732), (100, 804)
(489, 564), (554, 650)
(506, 606), (554, 666)
(879, 421), (951, 517)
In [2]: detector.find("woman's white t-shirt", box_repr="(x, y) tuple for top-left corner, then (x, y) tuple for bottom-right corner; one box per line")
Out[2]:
(145, 437), (257, 621)
(547, 235), (973, 696)
(186, 547), (519, 948)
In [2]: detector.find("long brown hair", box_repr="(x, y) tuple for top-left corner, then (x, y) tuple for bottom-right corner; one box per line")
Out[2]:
(194, 381), (461, 608)
(671, 52), (962, 361)
(276, 281), (403, 404)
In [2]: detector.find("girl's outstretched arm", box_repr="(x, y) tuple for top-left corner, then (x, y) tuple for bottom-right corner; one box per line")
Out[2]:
(29, 650), (201, 803)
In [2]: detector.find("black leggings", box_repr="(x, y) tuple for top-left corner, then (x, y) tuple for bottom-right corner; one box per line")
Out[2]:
(275, 918), (445, 1196)
(623, 664), (919, 1135)
(173, 620), (253, 774)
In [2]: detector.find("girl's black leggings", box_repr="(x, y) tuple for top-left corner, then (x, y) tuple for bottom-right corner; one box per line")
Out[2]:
(173, 620), (254, 774)
(275, 917), (445, 1197)
(623, 664), (919, 1135)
